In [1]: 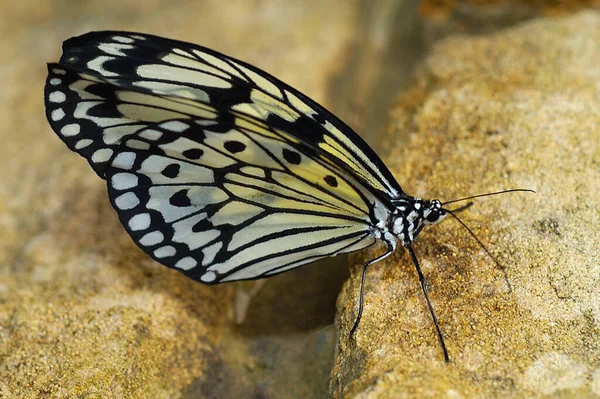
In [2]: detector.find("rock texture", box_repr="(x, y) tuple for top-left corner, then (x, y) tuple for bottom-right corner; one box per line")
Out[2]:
(332, 11), (600, 399)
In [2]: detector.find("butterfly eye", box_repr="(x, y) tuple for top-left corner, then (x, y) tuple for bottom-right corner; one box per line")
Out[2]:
(426, 210), (441, 223)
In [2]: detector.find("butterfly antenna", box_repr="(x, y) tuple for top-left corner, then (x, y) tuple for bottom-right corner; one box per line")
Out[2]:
(442, 188), (535, 206)
(447, 201), (474, 214)
(408, 245), (450, 362)
(444, 209), (512, 291)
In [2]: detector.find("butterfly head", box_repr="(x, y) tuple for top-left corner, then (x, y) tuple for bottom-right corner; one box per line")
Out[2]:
(423, 199), (446, 225)
(390, 197), (447, 246)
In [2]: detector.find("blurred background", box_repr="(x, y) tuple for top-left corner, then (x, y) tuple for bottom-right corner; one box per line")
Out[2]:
(1, 1), (598, 398)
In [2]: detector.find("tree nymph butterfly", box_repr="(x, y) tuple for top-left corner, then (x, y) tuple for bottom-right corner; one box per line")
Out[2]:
(44, 31), (533, 361)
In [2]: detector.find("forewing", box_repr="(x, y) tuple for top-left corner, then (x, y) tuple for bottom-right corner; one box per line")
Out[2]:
(45, 64), (220, 177)
(45, 30), (402, 196)
(107, 119), (383, 283)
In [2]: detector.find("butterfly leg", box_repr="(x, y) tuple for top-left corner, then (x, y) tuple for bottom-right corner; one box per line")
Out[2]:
(349, 241), (394, 337)
(407, 244), (450, 362)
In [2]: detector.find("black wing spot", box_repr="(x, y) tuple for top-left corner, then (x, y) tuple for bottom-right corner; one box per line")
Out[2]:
(169, 189), (192, 207)
(282, 148), (301, 165)
(182, 148), (204, 159)
(192, 218), (213, 233)
(324, 175), (338, 187)
(224, 140), (246, 153)
(313, 112), (326, 125)
(161, 164), (180, 178)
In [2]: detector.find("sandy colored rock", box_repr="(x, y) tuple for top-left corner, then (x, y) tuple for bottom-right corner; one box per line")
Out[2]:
(332, 11), (600, 398)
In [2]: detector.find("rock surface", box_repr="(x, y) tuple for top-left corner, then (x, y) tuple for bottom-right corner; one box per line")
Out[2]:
(332, 11), (600, 398)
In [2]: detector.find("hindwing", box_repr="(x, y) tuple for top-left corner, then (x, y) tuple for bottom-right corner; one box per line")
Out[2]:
(106, 118), (384, 282)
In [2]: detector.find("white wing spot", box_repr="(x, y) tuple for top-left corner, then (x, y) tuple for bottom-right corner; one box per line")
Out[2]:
(112, 172), (138, 190)
(92, 148), (114, 163)
(139, 231), (164, 246)
(129, 213), (151, 231)
(49, 91), (66, 103)
(87, 56), (118, 77)
(171, 217), (221, 250)
(160, 121), (190, 132)
(200, 271), (217, 283)
(75, 139), (93, 149)
(126, 139), (151, 150)
(112, 152), (137, 170)
(137, 64), (232, 89)
(114, 192), (140, 210)
(138, 129), (163, 141)
(240, 166), (266, 178)
(234, 63), (283, 99)
(187, 230), (221, 250)
(141, 155), (216, 185)
(49, 78), (61, 86)
(210, 201), (263, 227)
(193, 51), (246, 81)
(99, 43), (134, 57)
(175, 257), (197, 270)
(60, 123), (80, 137)
(154, 245), (176, 258)
(52, 68), (66, 75)
(51, 108), (65, 121)
(112, 35), (135, 43)
(202, 241), (222, 266)
(195, 120), (218, 126)
(173, 48), (193, 57)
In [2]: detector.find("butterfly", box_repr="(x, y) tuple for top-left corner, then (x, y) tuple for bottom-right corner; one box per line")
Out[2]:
(44, 31), (532, 361)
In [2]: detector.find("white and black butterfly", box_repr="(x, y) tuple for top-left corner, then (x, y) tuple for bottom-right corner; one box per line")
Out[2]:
(44, 31), (531, 361)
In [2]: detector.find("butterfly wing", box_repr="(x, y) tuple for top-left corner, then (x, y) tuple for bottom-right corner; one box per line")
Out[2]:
(45, 63), (221, 177)
(44, 31), (397, 283)
(45, 30), (403, 198)
(106, 118), (384, 283)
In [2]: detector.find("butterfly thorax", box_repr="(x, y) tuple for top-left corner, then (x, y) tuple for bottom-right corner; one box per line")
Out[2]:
(388, 197), (447, 247)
